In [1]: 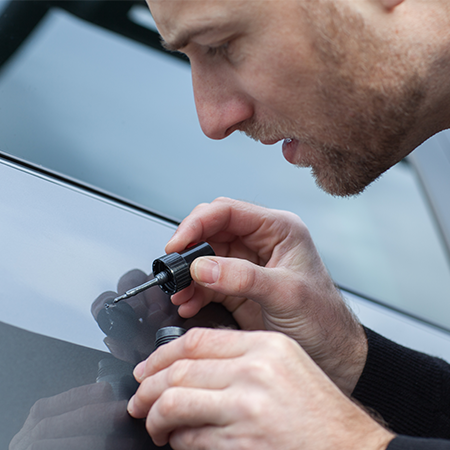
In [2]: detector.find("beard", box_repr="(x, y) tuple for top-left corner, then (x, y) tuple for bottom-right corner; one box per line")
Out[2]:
(238, 0), (426, 197)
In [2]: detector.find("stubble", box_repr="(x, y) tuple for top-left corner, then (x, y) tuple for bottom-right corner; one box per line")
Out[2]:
(240, 0), (426, 197)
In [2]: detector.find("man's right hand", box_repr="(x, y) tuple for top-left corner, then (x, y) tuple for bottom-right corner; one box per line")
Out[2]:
(166, 197), (367, 395)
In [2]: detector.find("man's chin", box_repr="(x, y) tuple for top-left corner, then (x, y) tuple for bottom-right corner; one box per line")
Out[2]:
(311, 165), (374, 197)
(281, 140), (362, 196)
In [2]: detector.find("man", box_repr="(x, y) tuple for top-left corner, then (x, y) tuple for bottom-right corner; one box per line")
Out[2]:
(127, 0), (450, 448)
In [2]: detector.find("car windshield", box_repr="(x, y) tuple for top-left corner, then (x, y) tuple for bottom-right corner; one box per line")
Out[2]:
(1, 2), (450, 330)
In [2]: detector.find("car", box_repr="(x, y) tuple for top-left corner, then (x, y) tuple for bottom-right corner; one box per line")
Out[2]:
(1, 1), (450, 448)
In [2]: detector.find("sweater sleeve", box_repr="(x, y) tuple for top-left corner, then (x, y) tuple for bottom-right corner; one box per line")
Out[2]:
(352, 327), (450, 438)
(387, 436), (450, 449)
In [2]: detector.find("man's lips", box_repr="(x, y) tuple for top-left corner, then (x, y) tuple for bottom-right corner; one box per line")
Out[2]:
(282, 138), (300, 164)
(260, 138), (283, 145)
(258, 136), (313, 166)
(259, 137), (300, 165)
(258, 137), (306, 166)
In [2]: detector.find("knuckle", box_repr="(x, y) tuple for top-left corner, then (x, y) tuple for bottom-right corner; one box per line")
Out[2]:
(241, 357), (277, 386)
(283, 209), (304, 225)
(213, 196), (231, 204)
(28, 397), (48, 419)
(148, 350), (164, 374)
(269, 331), (296, 351)
(172, 428), (213, 450)
(235, 391), (266, 420)
(257, 331), (298, 357)
(138, 377), (154, 400)
(182, 328), (207, 355)
(276, 210), (310, 238)
(157, 388), (178, 419)
(167, 360), (191, 387)
(146, 413), (166, 446)
(232, 264), (257, 294)
(255, 329), (280, 346)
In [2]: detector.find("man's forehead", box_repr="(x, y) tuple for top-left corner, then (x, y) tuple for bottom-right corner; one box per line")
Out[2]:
(148, 0), (249, 49)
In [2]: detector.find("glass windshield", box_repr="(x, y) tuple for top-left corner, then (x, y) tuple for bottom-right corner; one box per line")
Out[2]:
(1, 4), (449, 329)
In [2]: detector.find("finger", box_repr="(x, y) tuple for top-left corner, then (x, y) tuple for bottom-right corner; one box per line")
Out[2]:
(170, 282), (195, 306)
(165, 198), (275, 253)
(166, 199), (312, 273)
(183, 302), (239, 330)
(171, 283), (218, 318)
(146, 388), (230, 447)
(169, 425), (222, 450)
(191, 256), (288, 307)
(128, 358), (237, 418)
(172, 277), (261, 331)
(134, 328), (259, 380)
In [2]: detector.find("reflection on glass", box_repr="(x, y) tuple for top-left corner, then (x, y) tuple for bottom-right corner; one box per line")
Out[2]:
(10, 267), (237, 449)
(92, 269), (237, 365)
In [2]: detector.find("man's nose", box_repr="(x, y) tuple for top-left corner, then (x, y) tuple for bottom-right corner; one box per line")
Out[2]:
(192, 65), (254, 140)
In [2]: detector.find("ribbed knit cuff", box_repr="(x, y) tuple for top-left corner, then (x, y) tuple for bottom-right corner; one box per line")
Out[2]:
(388, 436), (450, 449)
(352, 327), (450, 438)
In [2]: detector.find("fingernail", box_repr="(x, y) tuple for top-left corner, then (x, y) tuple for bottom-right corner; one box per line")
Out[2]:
(169, 228), (179, 242)
(133, 361), (145, 382)
(127, 395), (135, 415)
(192, 257), (219, 284)
(165, 232), (178, 250)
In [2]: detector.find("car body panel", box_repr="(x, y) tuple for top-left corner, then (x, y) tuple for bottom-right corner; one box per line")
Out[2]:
(0, 157), (176, 351)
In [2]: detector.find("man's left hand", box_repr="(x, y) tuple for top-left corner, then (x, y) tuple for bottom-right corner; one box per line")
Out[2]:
(127, 328), (394, 450)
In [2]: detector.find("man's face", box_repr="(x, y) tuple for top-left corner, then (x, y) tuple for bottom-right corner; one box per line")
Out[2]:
(148, 0), (426, 196)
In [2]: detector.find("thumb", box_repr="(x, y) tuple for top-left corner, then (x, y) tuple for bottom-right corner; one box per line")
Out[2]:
(191, 256), (281, 303)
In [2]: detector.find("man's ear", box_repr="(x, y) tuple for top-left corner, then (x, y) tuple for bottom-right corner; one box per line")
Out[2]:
(379, 0), (405, 10)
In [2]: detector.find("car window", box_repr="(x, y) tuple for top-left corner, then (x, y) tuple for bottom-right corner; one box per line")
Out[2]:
(1, 4), (450, 330)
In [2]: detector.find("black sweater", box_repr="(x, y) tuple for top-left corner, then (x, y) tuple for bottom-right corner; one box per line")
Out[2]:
(352, 328), (450, 449)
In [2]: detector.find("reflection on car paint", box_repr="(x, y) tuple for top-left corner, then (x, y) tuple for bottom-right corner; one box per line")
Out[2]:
(9, 267), (237, 449)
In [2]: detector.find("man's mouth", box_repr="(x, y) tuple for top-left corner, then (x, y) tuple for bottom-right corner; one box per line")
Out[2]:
(282, 138), (300, 164)
(258, 137), (300, 165)
(260, 138), (283, 145)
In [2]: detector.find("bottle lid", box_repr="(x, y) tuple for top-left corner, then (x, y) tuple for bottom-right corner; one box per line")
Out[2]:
(155, 326), (186, 349)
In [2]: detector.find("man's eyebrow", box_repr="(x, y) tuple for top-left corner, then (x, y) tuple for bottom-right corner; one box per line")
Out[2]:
(161, 25), (220, 52)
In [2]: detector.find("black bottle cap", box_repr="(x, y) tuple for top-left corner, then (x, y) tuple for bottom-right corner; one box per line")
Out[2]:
(155, 326), (186, 349)
(153, 242), (215, 295)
